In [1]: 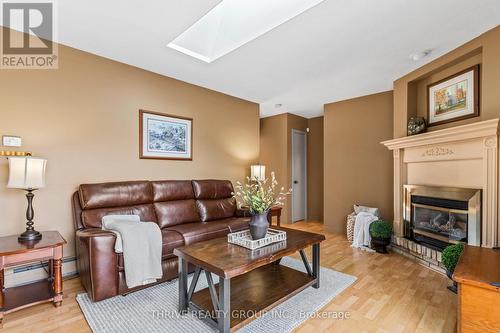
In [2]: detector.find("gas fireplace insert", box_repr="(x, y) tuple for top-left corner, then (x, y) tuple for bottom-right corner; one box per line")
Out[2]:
(403, 185), (481, 251)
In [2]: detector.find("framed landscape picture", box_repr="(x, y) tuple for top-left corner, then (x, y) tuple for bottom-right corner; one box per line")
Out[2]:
(427, 65), (479, 126)
(139, 110), (193, 160)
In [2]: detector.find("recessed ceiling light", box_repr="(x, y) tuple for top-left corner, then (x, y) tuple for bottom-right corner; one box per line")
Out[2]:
(409, 49), (432, 61)
(275, 103), (282, 108)
(168, 0), (326, 63)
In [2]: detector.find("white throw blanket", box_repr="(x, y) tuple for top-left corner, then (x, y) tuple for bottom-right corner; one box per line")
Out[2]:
(102, 215), (162, 288)
(351, 212), (378, 252)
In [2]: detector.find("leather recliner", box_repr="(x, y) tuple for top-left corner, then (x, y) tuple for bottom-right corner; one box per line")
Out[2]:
(72, 179), (250, 301)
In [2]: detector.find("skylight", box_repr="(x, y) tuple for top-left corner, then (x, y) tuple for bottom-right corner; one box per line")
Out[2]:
(167, 0), (325, 63)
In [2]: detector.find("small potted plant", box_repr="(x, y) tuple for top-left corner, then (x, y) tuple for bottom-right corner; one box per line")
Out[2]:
(233, 172), (291, 240)
(441, 243), (465, 293)
(369, 220), (392, 253)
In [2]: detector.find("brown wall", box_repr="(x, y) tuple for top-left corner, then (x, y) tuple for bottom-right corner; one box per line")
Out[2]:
(259, 114), (288, 221)
(307, 116), (324, 221)
(394, 25), (500, 137)
(260, 113), (323, 223)
(0, 35), (260, 258)
(324, 91), (394, 234)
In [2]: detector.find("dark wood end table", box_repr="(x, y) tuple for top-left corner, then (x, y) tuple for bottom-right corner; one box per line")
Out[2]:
(174, 227), (325, 333)
(268, 206), (282, 226)
(0, 231), (66, 325)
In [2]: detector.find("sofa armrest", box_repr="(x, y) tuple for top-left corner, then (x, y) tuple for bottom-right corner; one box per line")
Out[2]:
(76, 228), (118, 301)
(235, 207), (252, 218)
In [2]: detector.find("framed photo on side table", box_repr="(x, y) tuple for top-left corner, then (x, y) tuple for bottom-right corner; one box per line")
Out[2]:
(139, 110), (193, 160)
(427, 65), (479, 127)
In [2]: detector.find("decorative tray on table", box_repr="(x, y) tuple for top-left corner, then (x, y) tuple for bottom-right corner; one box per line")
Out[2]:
(228, 228), (287, 250)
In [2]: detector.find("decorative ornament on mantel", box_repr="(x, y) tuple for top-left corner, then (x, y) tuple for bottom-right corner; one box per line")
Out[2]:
(421, 147), (455, 157)
(484, 136), (497, 149)
(407, 116), (427, 136)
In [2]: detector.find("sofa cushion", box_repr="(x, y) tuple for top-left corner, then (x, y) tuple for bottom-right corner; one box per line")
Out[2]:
(154, 200), (200, 228)
(220, 217), (250, 232)
(192, 180), (234, 200)
(81, 204), (157, 229)
(192, 180), (236, 222)
(166, 222), (229, 245)
(152, 180), (194, 202)
(196, 197), (236, 222)
(161, 229), (184, 258)
(79, 181), (152, 210)
(210, 217), (251, 233)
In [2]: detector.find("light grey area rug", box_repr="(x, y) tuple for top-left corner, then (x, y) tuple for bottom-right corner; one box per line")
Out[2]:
(77, 257), (356, 333)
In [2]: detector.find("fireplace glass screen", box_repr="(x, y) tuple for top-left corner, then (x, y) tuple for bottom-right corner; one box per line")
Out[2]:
(412, 203), (468, 242)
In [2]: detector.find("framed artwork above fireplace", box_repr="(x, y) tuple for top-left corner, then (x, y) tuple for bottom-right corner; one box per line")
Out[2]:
(427, 65), (480, 127)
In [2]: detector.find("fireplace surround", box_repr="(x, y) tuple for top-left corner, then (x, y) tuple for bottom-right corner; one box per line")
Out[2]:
(382, 119), (498, 273)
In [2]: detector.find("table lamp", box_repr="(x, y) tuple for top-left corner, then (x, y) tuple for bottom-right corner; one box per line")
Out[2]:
(250, 165), (266, 181)
(7, 156), (47, 241)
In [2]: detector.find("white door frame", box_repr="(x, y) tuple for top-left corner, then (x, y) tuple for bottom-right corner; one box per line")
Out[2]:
(291, 129), (307, 222)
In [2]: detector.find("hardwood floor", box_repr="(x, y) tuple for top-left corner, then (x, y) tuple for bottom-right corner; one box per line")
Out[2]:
(1, 221), (456, 333)
(290, 222), (456, 333)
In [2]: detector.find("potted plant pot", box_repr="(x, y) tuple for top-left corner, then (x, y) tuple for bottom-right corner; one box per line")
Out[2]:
(371, 236), (391, 253)
(249, 210), (269, 240)
(445, 270), (458, 293)
(369, 220), (392, 254)
(442, 243), (465, 294)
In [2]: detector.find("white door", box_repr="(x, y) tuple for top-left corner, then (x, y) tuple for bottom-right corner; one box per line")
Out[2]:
(292, 129), (307, 222)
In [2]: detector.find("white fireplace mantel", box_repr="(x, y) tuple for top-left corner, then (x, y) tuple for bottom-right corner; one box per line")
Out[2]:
(382, 118), (499, 248)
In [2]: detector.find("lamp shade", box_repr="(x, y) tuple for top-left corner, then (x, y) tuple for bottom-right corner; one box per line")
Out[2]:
(250, 165), (266, 181)
(7, 156), (47, 190)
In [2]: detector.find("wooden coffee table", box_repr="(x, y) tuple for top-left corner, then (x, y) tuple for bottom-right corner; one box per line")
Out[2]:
(174, 226), (325, 333)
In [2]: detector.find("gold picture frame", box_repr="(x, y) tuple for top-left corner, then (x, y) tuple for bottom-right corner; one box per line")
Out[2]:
(427, 65), (479, 127)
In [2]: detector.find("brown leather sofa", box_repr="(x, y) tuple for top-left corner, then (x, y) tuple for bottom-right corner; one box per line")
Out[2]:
(72, 179), (250, 301)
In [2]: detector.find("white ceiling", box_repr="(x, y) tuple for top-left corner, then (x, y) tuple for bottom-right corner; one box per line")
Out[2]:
(55, 0), (500, 118)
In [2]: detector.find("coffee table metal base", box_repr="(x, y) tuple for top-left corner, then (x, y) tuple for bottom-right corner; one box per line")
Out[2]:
(178, 243), (320, 333)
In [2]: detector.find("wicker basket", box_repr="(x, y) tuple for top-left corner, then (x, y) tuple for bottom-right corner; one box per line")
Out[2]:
(228, 228), (286, 250)
(347, 212), (356, 242)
